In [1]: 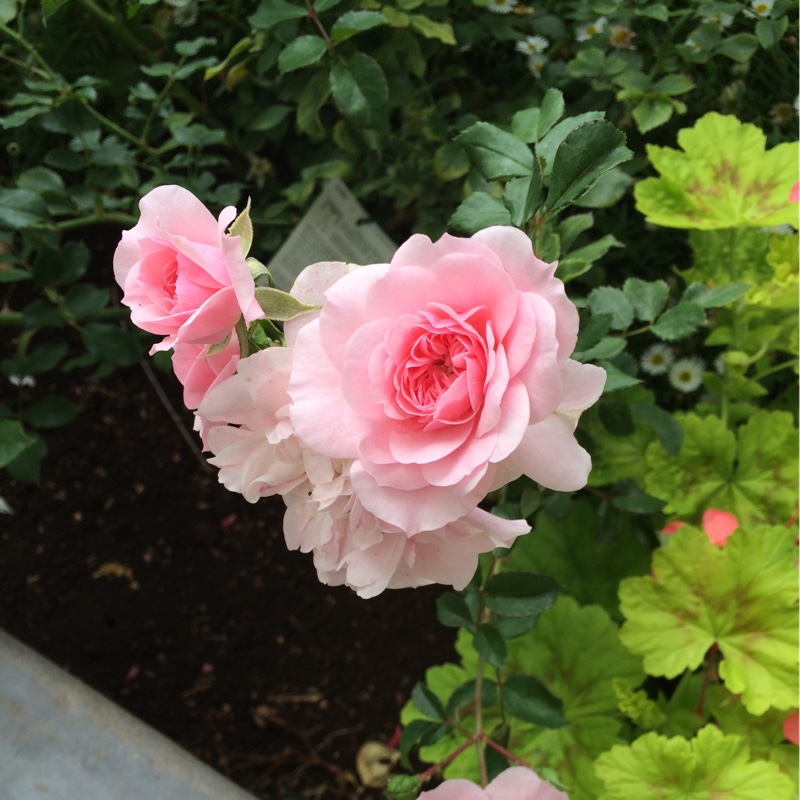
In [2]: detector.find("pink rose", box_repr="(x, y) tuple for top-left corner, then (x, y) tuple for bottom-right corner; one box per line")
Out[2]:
(197, 347), (306, 501)
(113, 185), (260, 353)
(419, 767), (568, 800)
(172, 339), (240, 410)
(288, 227), (605, 534)
(283, 467), (527, 598)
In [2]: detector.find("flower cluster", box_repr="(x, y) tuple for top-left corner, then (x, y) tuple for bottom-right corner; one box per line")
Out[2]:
(115, 187), (605, 597)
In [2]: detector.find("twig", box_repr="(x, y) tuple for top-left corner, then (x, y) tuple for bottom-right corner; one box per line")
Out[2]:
(138, 355), (213, 473)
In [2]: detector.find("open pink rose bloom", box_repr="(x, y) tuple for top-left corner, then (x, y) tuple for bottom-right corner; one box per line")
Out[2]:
(114, 185), (260, 354)
(418, 766), (569, 800)
(116, 190), (605, 597)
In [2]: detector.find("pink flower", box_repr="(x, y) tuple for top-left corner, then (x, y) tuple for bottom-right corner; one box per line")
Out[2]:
(172, 339), (240, 410)
(790, 180), (799, 203)
(662, 508), (739, 547)
(114, 185), (260, 353)
(287, 227), (606, 535)
(783, 710), (799, 745)
(419, 767), (568, 800)
(197, 347), (306, 501)
(283, 466), (527, 598)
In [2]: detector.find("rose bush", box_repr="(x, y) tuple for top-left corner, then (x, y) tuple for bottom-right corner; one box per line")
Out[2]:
(418, 767), (568, 800)
(113, 185), (261, 356)
(288, 227), (606, 535)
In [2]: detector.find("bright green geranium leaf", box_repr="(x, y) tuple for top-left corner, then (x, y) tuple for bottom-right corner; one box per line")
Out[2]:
(507, 598), (645, 800)
(596, 725), (794, 800)
(635, 112), (799, 229)
(706, 687), (799, 790)
(619, 524), (799, 715)
(645, 410), (799, 524)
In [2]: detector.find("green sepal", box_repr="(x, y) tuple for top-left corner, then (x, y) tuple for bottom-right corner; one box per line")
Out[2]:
(254, 287), (320, 321)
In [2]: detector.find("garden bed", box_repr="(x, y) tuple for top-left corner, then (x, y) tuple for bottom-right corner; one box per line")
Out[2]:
(0, 360), (456, 799)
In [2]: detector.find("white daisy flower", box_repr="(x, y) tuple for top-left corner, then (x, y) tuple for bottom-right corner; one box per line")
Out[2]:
(487, 0), (518, 14)
(702, 12), (735, 29)
(575, 16), (607, 42)
(527, 54), (547, 78)
(749, 0), (774, 16)
(516, 35), (550, 55)
(669, 356), (705, 393)
(609, 25), (636, 49)
(714, 354), (726, 375)
(8, 374), (35, 388)
(685, 37), (703, 53)
(640, 344), (674, 376)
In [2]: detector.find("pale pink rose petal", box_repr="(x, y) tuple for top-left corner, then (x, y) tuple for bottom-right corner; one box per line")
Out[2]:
(419, 779), (489, 800)
(701, 508), (739, 546)
(171, 339), (239, 410)
(486, 766), (570, 800)
(790, 180), (799, 203)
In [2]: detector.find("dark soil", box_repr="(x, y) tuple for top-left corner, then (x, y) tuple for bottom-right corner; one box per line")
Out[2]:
(0, 360), (457, 798)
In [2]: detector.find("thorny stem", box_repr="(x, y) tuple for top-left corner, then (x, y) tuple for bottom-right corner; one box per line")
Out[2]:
(481, 734), (532, 768)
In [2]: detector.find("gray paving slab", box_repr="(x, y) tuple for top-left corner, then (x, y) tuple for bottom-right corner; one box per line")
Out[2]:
(0, 629), (259, 800)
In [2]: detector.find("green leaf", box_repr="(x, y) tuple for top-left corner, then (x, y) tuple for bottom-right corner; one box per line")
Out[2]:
(644, 411), (799, 525)
(331, 10), (388, 42)
(455, 122), (533, 180)
(623, 278), (669, 323)
(509, 598), (646, 798)
(756, 17), (788, 49)
(636, 2), (668, 20)
(329, 53), (388, 132)
(595, 725), (794, 800)
(546, 120), (632, 212)
(504, 163), (542, 227)
(449, 193), (512, 234)
(0, 420), (36, 468)
(411, 681), (446, 720)
(386, 775), (422, 800)
(684, 283), (750, 308)
(0, 0), (17, 24)
(504, 497), (652, 619)
(473, 623), (507, 669)
(42, 0), (69, 19)
(436, 592), (476, 629)
(511, 88), (565, 143)
(278, 36), (328, 74)
(630, 402), (682, 457)
(599, 361), (641, 392)
(64, 283), (109, 317)
(0, 189), (49, 229)
(254, 287), (319, 320)
(717, 32), (759, 62)
(631, 98), (673, 133)
(5, 433), (45, 483)
(296, 70), (331, 139)
(587, 287), (634, 331)
(228, 199), (253, 257)
(483, 571), (560, 618)
(574, 167), (633, 209)
(23, 396), (79, 429)
(249, 0), (308, 29)
(433, 142), (470, 181)
(503, 675), (568, 728)
(408, 14), (455, 44)
(634, 112), (800, 229)
(650, 302), (706, 341)
(619, 523), (798, 715)
(536, 112), (605, 175)
(81, 323), (142, 367)
(652, 74), (694, 95)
